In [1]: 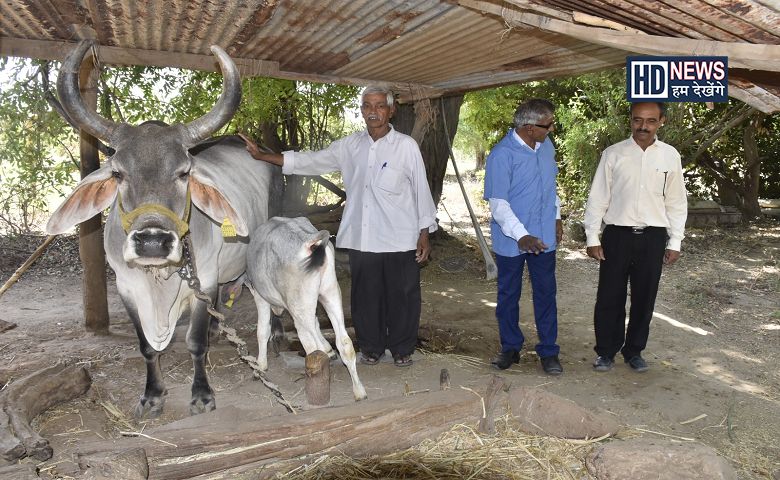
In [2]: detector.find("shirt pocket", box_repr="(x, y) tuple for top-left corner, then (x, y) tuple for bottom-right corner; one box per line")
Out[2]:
(374, 165), (403, 195)
(653, 168), (670, 197)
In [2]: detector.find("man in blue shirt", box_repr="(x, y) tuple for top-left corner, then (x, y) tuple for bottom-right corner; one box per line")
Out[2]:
(483, 98), (563, 374)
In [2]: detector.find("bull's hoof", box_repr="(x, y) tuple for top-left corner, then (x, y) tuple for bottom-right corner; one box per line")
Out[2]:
(134, 395), (165, 419)
(189, 395), (216, 416)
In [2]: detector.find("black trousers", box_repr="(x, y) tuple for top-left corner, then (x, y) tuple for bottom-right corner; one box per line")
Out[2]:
(348, 250), (421, 357)
(594, 225), (667, 360)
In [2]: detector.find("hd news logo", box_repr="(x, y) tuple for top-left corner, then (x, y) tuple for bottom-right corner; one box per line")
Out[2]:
(627, 56), (728, 103)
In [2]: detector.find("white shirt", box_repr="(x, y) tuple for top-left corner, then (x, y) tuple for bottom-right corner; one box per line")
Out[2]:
(489, 129), (560, 242)
(583, 136), (688, 251)
(282, 126), (438, 252)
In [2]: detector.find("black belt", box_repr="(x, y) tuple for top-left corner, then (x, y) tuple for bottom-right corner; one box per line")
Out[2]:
(609, 225), (654, 234)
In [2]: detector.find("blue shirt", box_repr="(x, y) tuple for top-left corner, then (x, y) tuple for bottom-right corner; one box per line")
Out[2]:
(484, 130), (559, 257)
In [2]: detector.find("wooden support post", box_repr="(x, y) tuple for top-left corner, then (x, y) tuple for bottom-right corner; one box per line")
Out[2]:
(78, 49), (109, 334)
(304, 350), (331, 406)
(477, 374), (506, 435)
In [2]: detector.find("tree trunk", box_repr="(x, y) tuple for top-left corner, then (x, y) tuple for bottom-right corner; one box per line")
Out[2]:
(394, 95), (464, 206)
(77, 384), (489, 479)
(741, 116), (763, 219)
(475, 149), (486, 171)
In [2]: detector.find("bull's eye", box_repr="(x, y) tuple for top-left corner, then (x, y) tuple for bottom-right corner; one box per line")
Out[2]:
(177, 170), (190, 179)
(111, 170), (123, 181)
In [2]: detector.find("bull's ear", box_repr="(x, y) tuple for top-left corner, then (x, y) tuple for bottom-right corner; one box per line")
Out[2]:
(46, 166), (118, 234)
(189, 174), (249, 236)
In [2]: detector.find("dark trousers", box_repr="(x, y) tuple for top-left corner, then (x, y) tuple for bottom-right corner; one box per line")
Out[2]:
(594, 225), (667, 360)
(495, 251), (559, 358)
(348, 250), (420, 357)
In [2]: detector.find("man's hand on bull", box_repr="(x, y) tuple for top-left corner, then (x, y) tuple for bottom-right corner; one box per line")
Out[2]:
(518, 235), (547, 255)
(237, 133), (284, 166)
(416, 229), (431, 264)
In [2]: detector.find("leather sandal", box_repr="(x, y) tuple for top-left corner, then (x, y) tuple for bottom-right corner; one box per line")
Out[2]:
(360, 352), (383, 365)
(393, 354), (413, 367)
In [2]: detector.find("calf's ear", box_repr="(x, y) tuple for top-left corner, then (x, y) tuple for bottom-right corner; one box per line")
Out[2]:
(189, 174), (248, 236)
(46, 166), (118, 234)
(306, 230), (331, 253)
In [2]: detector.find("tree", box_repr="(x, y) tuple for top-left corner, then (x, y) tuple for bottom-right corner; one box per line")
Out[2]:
(457, 69), (780, 218)
(0, 58), (76, 234)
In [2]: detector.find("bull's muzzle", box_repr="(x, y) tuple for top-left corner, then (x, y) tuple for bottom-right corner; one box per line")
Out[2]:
(124, 227), (182, 265)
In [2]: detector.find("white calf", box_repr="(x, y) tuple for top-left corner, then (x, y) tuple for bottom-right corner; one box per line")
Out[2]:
(246, 216), (367, 401)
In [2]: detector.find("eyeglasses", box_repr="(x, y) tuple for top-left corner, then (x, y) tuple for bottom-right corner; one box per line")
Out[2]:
(526, 122), (554, 130)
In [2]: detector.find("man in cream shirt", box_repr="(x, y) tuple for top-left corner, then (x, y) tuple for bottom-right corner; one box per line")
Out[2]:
(584, 102), (688, 373)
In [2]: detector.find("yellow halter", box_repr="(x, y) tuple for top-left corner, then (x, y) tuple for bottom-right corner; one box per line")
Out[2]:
(117, 187), (191, 238)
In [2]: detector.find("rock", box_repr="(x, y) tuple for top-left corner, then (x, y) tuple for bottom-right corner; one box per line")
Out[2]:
(507, 387), (620, 439)
(586, 438), (736, 480)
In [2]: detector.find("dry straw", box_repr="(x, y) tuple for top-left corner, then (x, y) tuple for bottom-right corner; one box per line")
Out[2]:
(280, 415), (598, 479)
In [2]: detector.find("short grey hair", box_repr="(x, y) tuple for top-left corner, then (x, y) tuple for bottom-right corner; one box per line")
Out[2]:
(361, 85), (395, 106)
(513, 98), (555, 127)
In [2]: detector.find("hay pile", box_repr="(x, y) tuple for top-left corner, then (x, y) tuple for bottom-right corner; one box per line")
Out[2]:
(281, 416), (598, 479)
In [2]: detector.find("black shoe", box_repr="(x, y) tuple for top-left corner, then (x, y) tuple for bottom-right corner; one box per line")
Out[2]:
(625, 355), (648, 372)
(593, 355), (614, 372)
(540, 355), (563, 375)
(491, 350), (520, 370)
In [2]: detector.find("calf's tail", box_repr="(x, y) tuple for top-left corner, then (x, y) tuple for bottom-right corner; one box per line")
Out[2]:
(302, 230), (331, 273)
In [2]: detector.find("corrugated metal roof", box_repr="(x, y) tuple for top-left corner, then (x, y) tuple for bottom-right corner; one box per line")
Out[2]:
(1, 0), (779, 112)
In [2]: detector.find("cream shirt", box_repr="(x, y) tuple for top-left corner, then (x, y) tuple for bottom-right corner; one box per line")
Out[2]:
(282, 126), (438, 253)
(583, 136), (688, 251)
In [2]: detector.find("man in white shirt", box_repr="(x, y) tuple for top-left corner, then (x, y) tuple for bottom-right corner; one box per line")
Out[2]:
(241, 86), (438, 368)
(583, 102), (688, 373)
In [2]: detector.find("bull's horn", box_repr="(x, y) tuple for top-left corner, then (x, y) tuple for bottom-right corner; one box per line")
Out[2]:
(183, 45), (241, 146)
(57, 40), (119, 141)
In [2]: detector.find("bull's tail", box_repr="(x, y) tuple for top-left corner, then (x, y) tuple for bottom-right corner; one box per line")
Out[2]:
(302, 230), (331, 273)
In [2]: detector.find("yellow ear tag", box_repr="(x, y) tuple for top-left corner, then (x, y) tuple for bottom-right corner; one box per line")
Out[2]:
(225, 292), (236, 309)
(221, 217), (237, 238)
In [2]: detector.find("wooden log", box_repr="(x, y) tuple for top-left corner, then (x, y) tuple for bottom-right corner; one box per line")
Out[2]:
(477, 374), (506, 435)
(0, 362), (92, 462)
(76, 378), (499, 479)
(304, 350), (331, 406)
(78, 448), (149, 480)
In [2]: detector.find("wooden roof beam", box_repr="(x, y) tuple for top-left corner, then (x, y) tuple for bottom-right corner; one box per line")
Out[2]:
(459, 0), (780, 71)
(0, 37), (438, 104)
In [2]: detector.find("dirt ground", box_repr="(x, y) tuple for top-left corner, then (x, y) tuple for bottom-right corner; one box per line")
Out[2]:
(0, 176), (778, 479)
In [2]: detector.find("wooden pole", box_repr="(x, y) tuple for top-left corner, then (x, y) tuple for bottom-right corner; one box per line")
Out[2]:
(0, 235), (57, 299)
(78, 49), (109, 334)
(439, 99), (498, 280)
(304, 350), (331, 406)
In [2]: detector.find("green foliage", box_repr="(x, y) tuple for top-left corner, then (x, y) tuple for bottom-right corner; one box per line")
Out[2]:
(459, 70), (628, 210)
(458, 69), (780, 213)
(0, 58), (77, 234)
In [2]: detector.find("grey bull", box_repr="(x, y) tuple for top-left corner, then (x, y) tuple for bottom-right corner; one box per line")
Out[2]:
(245, 217), (367, 401)
(46, 40), (277, 417)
